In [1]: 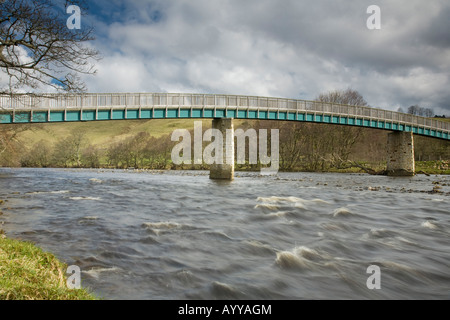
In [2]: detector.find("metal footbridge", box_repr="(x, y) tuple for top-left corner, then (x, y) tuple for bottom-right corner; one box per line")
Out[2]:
(1, 93), (449, 140)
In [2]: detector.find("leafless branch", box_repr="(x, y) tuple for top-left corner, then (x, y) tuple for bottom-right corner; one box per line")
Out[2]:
(0, 0), (100, 95)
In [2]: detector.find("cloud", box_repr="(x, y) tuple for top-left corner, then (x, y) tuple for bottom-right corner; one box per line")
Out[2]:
(0, 45), (62, 93)
(3, 0), (448, 114)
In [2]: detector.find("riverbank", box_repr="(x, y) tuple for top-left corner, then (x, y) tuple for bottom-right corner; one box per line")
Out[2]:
(0, 224), (97, 300)
(9, 159), (450, 175)
(128, 160), (450, 175)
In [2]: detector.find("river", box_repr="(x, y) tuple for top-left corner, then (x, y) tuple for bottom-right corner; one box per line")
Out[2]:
(0, 168), (449, 300)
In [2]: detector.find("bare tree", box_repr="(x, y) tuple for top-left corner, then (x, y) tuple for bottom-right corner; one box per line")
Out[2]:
(315, 88), (366, 167)
(51, 129), (87, 167)
(0, 123), (24, 165)
(407, 105), (419, 115)
(0, 0), (99, 94)
(82, 144), (102, 168)
(278, 122), (305, 171)
(423, 108), (434, 118)
(407, 105), (434, 117)
(20, 139), (52, 167)
(316, 88), (369, 107)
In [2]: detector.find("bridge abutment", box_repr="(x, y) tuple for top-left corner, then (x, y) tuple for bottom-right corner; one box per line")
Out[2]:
(386, 131), (415, 176)
(210, 118), (234, 180)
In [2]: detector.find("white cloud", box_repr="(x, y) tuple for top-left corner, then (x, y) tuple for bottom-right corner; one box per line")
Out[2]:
(4, 0), (447, 113)
(0, 45), (62, 93)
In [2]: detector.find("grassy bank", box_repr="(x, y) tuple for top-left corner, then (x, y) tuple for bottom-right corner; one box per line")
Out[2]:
(17, 118), (215, 146)
(0, 235), (98, 300)
(416, 160), (450, 175)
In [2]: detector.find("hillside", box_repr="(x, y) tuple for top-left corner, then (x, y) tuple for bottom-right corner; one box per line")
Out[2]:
(1, 118), (448, 173)
(17, 119), (214, 148)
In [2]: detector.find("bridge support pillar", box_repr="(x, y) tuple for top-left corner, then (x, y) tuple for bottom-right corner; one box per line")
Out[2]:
(386, 131), (415, 176)
(210, 118), (234, 180)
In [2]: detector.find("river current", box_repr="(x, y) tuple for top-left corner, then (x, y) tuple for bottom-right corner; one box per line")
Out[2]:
(0, 168), (449, 299)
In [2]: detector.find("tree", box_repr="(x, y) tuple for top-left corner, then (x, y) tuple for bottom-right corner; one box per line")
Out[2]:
(81, 144), (102, 168)
(316, 88), (369, 107)
(106, 132), (152, 169)
(128, 132), (151, 168)
(20, 139), (52, 167)
(410, 105), (419, 116)
(407, 105), (434, 117)
(315, 88), (366, 167)
(106, 141), (125, 168)
(0, 123), (24, 165)
(423, 108), (434, 118)
(0, 0), (99, 94)
(146, 133), (174, 169)
(407, 105), (419, 115)
(144, 134), (177, 169)
(51, 129), (87, 167)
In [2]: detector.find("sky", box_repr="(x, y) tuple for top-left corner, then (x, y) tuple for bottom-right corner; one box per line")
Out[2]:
(5, 0), (450, 115)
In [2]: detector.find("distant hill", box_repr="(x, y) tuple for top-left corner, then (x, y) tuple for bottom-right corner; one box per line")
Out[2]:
(17, 119), (215, 148)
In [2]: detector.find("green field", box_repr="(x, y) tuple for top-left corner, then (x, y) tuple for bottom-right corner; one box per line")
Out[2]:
(14, 116), (450, 150)
(17, 119), (215, 147)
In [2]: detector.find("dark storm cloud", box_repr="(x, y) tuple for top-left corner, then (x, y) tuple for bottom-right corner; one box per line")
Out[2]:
(419, 5), (450, 49)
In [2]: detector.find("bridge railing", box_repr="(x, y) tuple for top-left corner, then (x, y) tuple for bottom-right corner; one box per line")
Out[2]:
(1, 93), (449, 132)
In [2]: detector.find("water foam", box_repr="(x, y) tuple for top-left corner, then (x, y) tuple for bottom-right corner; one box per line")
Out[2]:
(293, 246), (323, 261)
(254, 203), (280, 210)
(210, 281), (244, 299)
(421, 220), (438, 230)
(332, 207), (353, 217)
(82, 266), (120, 279)
(27, 190), (70, 195)
(267, 211), (289, 217)
(142, 221), (182, 235)
(275, 251), (308, 269)
(77, 216), (100, 226)
(142, 221), (181, 229)
(366, 228), (398, 239)
(81, 216), (99, 220)
(275, 246), (328, 269)
(69, 196), (101, 201)
(257, 196), (302, 203)
(255, 196), (330, 213)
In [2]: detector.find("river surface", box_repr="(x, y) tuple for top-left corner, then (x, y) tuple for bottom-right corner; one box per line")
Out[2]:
(0, 168), (449, 300)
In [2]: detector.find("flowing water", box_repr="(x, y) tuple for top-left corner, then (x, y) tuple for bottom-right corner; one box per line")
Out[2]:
(0, 168), (449, 300)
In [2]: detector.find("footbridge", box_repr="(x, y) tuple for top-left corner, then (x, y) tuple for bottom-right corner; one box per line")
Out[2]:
(1, 93), (449, 179)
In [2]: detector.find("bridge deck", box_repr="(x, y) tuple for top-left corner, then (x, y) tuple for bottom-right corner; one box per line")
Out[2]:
(1, 93), (449, 140)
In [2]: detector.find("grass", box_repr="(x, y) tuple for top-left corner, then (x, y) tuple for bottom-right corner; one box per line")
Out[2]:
(0, 236), (98, 300)
(416, 160), (450, 175)
(18, 119), (214, 147)
(17, 118), (252, 148)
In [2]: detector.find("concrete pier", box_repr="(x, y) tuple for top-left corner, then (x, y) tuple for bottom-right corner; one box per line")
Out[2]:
(210, 118), (234, 180)
(386, 131), (415, 176)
